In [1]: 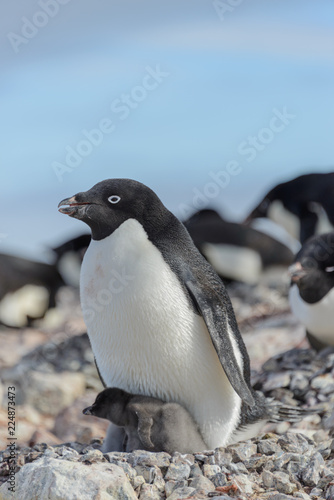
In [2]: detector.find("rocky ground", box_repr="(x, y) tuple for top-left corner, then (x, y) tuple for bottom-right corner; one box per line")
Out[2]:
(0, 280), (333, 499)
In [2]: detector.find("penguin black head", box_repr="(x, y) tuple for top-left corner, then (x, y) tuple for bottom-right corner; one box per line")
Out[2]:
(58, 179), (170, 240)
(82, 387), (130, 419)
(289, 232), (334, 303)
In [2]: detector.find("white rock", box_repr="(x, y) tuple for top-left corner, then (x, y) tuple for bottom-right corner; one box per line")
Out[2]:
(0, 456), (137, 500)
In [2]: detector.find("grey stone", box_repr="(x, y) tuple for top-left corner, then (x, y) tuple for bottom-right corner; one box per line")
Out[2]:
(189, 463), (203, 477)
(262, 372), (291, 391)
(203, 464), (221, 478)
(214, 451), (233, 468)
(151, 467), (165, 492)
(79, 449), (105, 463)
(189, 475), (216, 493)
(262, 470), (297, 495)
(210, 472), (227, 488)
(165, 480), (187, 497)
(165, 463), (191, 481)
(271, 453), (294, 471)
(0, 456), (137, 500)
(194, 454), (209, 463)
(171, 452), (194, 466)
(290, 373), (309, 396)
(326, 484), (334, 500)
(134, 465), (158, 483)
(104, 451), (128, 463)
(315, 441), (332, 460)
(268, 495), (295, 500)
(132, 475), (145, 490)
(311, 374), (334, 395)
(128, 450), (170, 471)
(233, 473), (254, 495)
(243, 454), (267, 471)
(257, 439), (282, 455)
(228, 462), (248, 474)
(278, 433), (313, 454)
(301, 453), (324, 487)
(309, 487), (324, 498)
(117, 461), (137, 482)
(167, 486), (196, 500)
(228, 442), (257, 462)
(286, 455), (309, 479)
(139, 483), (161, 500)
(318, 468), (334, 490)
(294, 493), (312, 500)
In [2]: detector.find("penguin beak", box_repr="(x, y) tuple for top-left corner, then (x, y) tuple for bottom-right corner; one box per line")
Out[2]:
(82, 405), (93, 416)
(58, 195), (91, 218)
(289, 262), (307, 282)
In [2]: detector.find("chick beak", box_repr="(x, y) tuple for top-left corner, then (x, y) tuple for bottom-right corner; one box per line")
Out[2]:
(82, 406), (93, 416)
(289, 262), (307, 282)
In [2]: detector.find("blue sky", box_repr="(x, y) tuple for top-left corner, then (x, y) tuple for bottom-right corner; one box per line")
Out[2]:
(1, 0), (334, 259)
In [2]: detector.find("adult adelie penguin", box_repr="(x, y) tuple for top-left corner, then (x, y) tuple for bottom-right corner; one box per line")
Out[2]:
(184, 209), (293, 284)
(58, 179), (297, 451)
(289, 231), (334, 351)
(246, 172), (334, 243)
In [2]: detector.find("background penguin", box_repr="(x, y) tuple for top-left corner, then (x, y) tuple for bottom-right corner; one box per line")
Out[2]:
(0, 253), (65, 327)
(184, 209), (294, 284)
(58, 178), (310, 452)
(289, 231), (334, 351)
(83, 387), (207, 454)
(246, 172), (334, 243)
(52, 234), (91, 288)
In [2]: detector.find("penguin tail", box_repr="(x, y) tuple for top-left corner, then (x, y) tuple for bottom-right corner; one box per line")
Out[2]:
(266, 398), (320, 423)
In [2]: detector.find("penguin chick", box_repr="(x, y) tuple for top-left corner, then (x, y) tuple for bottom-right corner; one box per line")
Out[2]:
(83, 387), (208, 454)
(289, 232), (334, 350)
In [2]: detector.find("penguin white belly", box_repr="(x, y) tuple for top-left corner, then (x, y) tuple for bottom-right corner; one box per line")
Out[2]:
(201, 243), (262, 285)
(268, 201), (300, 240)
(80, 219), (242, 448)
(289, 284), (334, 344)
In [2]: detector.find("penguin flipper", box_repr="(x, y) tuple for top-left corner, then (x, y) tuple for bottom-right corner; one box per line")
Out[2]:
(129, 404), (155, 450)
(185, 277), (254, 407)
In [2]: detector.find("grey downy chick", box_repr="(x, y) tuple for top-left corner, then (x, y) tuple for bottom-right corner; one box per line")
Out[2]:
(83, 387), (207, 454)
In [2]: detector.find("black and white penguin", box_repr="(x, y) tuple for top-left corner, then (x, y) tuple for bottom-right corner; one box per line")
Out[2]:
(53, 234), (91, 288)
(184, 209), (294, 284)
(58, 179), (308, 451)
(246, 172), (334, 243)
(83, 387), (207, 454)
(289, 232), (334, 351)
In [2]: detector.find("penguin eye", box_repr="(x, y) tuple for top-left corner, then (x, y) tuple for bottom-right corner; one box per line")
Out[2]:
(325, 266), (334, 273)
(108, 195), (121, 204)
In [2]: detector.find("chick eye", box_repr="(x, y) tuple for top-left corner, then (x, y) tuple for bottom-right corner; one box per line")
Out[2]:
(108, 195), (121, 204)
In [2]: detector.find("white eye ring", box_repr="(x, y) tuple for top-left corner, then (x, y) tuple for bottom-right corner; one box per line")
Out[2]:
(326, 266), (334, 273)
(108, 195), (121, 204)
